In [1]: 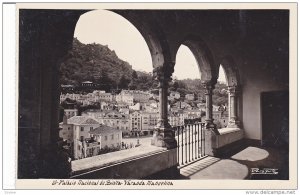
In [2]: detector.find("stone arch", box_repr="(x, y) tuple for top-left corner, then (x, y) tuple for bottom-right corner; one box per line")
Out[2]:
(220, 56), (240, 87)
(219, 56), (241, 128)
(112, 10), (173, 69)
(175, 34), (217, 84)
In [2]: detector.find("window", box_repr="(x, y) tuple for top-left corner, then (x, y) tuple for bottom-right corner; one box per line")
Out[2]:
(80, 127), (84, 131)
(68, 127), (70, 130)
(90, 127), (93, 131)
(111, 134), (114, 140)
(104, 136), (107, 141)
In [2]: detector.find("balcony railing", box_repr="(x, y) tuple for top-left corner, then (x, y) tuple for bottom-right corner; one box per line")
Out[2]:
(173, 122), (206, 167)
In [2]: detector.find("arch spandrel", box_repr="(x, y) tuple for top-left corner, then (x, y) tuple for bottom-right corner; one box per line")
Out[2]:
(112, 10), (175, 69)
(220, 56), (240, 87)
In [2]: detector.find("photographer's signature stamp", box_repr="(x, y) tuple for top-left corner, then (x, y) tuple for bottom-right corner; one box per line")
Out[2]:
(251, 168), (279, 175)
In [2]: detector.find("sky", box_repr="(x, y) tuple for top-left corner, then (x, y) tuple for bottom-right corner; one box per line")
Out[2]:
(74, 10), (226, 83)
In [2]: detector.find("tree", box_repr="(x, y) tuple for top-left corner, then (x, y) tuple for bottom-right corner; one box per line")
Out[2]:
(97, 70), (113, 92)
(173, 81), (179, 91)
(132, 70), (138, 80)
(129, 70), (139, 90)
(118, 75), (130, 89)
(128, 81), (137, 90)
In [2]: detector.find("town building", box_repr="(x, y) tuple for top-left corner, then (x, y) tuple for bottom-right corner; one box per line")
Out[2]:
(213, 106), (229, 129)
(119, 108), (130, 115)
(175, 101), (192, 109)
(120, 90), (150, 103)
(185, 93), (195, 101)
(144, 100), (159, 112)
(101, 111), (130, 132)
(64, 108), (78, 119)
(59, 115), (101, 160)
(129, 102), (142, 111)
(59, 115), (74, 145)
(169, 91), (181, 101)
(168, 113), (183, 127)
(60, 93), (81, 103)
(67, 116), (101, 160)
(140, 112), (159, 135)
(197, 102), (206, 111)
(89, 124), (122, 150)
(61, 84), (75, 92)
(82, 110), (130, 133)
(81, 109), (106, 120)
(98, 92), (113, 102)
(81, 81), (94, 87)
(129, 111), (142, 135)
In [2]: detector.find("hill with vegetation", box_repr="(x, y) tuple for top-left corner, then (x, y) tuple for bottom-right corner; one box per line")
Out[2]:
(60, 38), (228, 105)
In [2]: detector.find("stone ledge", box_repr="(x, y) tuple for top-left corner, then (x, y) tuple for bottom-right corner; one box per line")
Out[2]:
(215, 128), (244, 149)
(218, 127), (241, 135)
(71, 145), (177, 179)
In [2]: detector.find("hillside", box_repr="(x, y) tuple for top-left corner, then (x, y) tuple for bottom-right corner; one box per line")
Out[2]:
(59, 38), (228, 105)
(60, 38), (134, 89)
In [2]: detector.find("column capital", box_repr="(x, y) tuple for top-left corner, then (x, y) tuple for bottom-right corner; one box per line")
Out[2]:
(153, 63), (175, 84)
(228, 85), (240, 95)
(202, 81), (215, 95)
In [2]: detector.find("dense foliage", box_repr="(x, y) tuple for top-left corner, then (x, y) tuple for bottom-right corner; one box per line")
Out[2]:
(60, 39), (228, 106)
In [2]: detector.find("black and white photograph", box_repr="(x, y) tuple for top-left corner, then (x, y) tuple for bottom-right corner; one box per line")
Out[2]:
(2, 2), (298, 191)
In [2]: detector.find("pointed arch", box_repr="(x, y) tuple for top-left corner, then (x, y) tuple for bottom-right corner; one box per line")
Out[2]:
(112, 10), (174, 69)
(175, 34), (217, 84)
(220, 56), (241, 87)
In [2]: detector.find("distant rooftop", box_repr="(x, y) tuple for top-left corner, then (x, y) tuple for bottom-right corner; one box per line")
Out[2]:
(68, 116), (100, 125)
(89, 124), (121, 135)
(82, 109), (102, 113)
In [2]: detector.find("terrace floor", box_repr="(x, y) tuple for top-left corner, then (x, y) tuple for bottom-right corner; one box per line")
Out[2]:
(178, 145), (289, 180)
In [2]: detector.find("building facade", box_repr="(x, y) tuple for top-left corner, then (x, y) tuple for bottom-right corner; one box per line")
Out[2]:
(64, 108), (78, 119)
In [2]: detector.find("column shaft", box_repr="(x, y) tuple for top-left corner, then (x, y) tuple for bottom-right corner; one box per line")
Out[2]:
(151, 66), (176, 149)
(228, 86), (240, 128)
(158, 80), (169, 128)
(202, 82), (216, 130)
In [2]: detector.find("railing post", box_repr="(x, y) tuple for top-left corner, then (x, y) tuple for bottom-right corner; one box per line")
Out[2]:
(176, 122), (207, 166)
(176, 126), (180, 165)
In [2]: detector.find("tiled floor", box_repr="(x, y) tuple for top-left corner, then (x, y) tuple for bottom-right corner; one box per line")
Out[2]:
(179, 146), (289, 180)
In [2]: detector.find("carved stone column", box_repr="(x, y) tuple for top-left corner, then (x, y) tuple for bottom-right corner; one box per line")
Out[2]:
(151, 65), (177, 149)
(202, 82), (219, 134)
(202, 81), (219, 156)
(227, 85), (240, 128)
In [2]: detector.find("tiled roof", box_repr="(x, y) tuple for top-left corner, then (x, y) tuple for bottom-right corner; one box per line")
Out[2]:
(89, 125), (121, 135)
(68, 116), (100, 125)
(82, 109), (102, 113)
